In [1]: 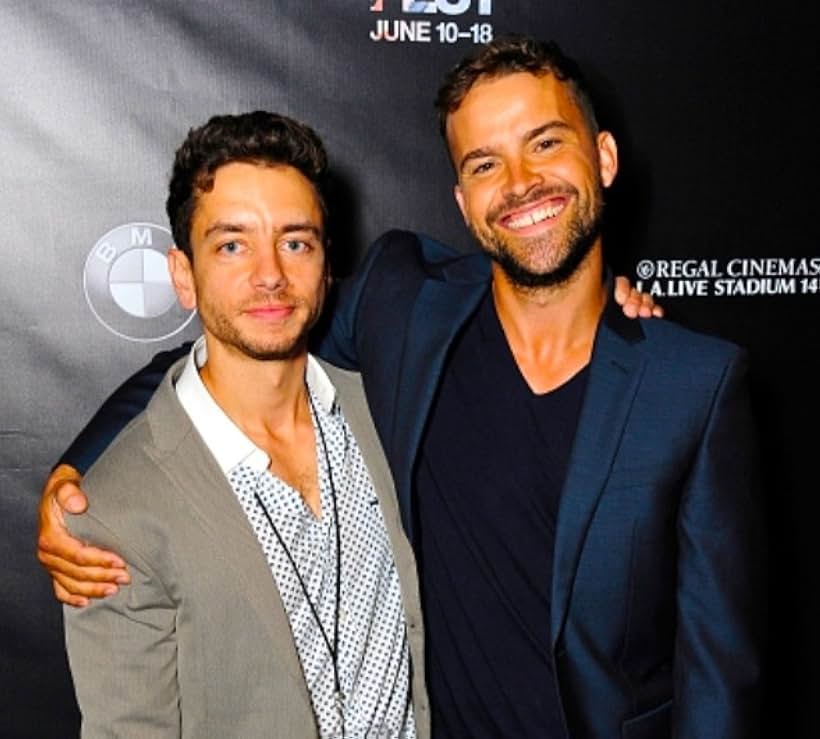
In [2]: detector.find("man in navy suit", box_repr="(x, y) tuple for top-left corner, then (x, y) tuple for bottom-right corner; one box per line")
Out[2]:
(39, 36), (763, 738)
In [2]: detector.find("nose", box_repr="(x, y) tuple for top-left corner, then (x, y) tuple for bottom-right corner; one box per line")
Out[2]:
(251, 247), (287, 292)
(504, 157), (543, 198)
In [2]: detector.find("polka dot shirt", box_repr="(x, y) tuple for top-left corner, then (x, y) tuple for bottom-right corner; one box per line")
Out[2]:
(176, 338), (415, 738)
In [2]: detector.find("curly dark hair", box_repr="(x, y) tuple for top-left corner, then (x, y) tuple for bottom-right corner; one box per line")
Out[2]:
(434, 34), (599, 141)
(166, 110), (328, 259)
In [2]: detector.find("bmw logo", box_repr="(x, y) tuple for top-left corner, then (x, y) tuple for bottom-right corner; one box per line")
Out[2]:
(83, 222), (196, 342)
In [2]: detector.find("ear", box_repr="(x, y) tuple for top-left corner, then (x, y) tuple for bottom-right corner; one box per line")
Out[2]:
(597, 130), (619, 189)
(454, 183), (469, 224)
(167, 247), (197, 310)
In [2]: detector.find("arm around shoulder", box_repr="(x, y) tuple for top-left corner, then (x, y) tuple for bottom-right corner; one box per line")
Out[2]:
(37, 345), (189, 605)
(315, 230), (418, 368)
(37, 464), (130, 607)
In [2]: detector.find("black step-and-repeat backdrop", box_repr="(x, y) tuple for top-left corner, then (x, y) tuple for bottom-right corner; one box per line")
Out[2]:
(1, 2), (816, 736)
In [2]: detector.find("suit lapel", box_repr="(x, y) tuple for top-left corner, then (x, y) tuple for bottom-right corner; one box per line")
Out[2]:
(391, 278), (488, 538)
(550, 309), (646, 649)
(146, 370), (312, 706)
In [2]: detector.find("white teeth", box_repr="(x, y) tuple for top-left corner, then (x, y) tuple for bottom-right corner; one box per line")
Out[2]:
(507, 203), (564, 229)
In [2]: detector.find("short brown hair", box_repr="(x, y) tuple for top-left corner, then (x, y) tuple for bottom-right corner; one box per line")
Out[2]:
(434, 34), (599, 140)
(166, 111), (328, 260)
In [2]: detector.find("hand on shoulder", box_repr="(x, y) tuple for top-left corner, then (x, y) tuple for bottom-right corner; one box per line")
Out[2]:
(36, 464), (130, 607)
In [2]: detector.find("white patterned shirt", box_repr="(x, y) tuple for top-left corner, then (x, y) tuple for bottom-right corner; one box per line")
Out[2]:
(176, 337), (415, 738)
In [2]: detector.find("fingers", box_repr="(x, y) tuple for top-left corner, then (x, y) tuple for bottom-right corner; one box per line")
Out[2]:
(52, 570), (119, 606)
(632, 288), (664, 318)
(48, 464), (88, 514)
(38, 547), (129, 600)
(614, 277), (642, 318)
(36, 464), (129, 605)
(614, 276), (664, 319)
(619, 285), (641, 318)
(56, 483), (89, 515)
(613, 275), (631, 307)
(53, 579), (90, 609)
(37, 535), (129, 573)
(38, 466), (127, 570)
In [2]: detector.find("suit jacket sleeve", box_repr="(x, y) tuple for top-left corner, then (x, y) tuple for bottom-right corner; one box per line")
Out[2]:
(64, 510), (179, 738)
(58, 343), (191, 473)
(314, 231), (406, 370)
(674, 350), (766, 737)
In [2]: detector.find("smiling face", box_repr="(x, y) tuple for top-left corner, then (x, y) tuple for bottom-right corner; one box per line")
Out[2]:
(447, 72), (618, 289)
(169, 161), (328, 362)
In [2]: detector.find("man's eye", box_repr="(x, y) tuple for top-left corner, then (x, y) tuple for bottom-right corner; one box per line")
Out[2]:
(470, 161), (495, 176)
(535, 138), (559, 152)
(219, 240), (242, 255)
(282, 239), (310, 253)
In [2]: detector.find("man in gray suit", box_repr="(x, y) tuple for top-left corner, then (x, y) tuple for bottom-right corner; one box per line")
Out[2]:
(62, 111), (428, 738)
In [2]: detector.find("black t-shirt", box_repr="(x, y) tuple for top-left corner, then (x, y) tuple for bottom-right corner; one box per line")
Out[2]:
(413, 292), (588, 738)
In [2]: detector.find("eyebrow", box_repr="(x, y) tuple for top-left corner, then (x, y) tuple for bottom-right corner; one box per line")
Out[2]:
(202, 220), (250, 239)
(203, 220), (323, 240)
(457, 120), (573, 174)
(279, 222), (324, 240)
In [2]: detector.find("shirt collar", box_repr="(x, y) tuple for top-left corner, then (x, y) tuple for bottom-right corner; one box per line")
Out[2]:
(175, 336), (337, 475)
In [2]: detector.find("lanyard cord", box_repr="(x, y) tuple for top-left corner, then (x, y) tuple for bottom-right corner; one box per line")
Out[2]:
(252, 386), (344, 735)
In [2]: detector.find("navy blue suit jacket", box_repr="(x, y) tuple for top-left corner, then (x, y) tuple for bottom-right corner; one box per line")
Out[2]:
(64, 229), (765, 738)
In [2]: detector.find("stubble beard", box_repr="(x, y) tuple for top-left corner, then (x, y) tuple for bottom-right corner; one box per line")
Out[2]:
(473, 181), (605, 290)
(199, 290), (325, 362)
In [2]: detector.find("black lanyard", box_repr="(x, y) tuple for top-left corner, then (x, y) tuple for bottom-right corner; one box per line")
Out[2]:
(252, 387), (345, 735)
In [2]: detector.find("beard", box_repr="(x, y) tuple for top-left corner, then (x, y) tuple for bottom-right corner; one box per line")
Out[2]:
(472, 180), (605, 289)
(198, 290), (325, 362)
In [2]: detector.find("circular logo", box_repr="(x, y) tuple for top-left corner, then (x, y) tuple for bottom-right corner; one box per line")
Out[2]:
(636, 260), (655, 280)
(83, 222), (196, 342)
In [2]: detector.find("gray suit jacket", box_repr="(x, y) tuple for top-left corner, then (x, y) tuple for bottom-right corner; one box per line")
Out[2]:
(64, 357), (430, 738)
